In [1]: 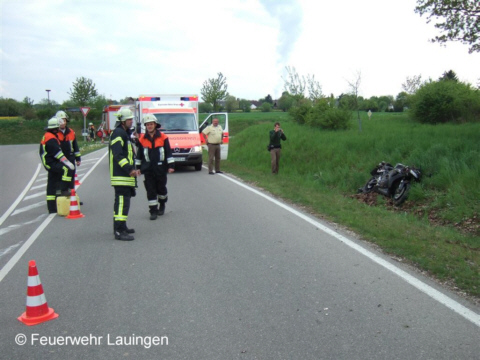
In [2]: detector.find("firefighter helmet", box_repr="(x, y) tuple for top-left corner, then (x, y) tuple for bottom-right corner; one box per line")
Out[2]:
(45, 117), (60, 130)
(55, 110), (69, 121)
(143, 114), (160, 128)
(88, 122), (93, 126)
(115, 108), (134, 128)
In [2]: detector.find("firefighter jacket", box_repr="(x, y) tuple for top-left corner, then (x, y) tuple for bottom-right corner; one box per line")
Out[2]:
(136, 131), (175, 176)
(39, 131), (69, 177)
(57, 126), (81, 162)
(109, 126), (136, 187)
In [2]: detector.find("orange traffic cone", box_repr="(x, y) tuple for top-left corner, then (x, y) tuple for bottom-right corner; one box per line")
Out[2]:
(66, 188), (84, 219)
(18, 260), (58, 326)
(74, 173), (81, 186)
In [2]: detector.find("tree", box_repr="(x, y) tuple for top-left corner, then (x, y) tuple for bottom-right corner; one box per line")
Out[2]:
(410, 79), (480, 123)
(68, 77), (98, 105)
(238, 99), (251, 113)
(277, 91), (295, 112)
(200, 72), (228, 112)
(402, 74), (423, 94)
(439, 69), (459, 82)
(306, 74), (323, 102)
(225, 95), (239, 113)
(415, 0), (480, 53)
(346, 70), (362, 131)
(282, 66), (306, 97)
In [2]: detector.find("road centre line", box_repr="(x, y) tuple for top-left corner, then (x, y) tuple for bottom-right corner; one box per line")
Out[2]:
(0, 149), (108, 284)
(221, 174), (480, 328)
(0, 164), (40, 227)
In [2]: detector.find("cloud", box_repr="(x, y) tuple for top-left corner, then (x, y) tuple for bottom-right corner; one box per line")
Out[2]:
(259, 0), (303, 67)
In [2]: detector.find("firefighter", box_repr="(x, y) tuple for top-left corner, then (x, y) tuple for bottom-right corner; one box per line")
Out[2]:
(56, 110), (81, 190)
(88, 122), (96, 142)
(109, 108), (139, 241)
(136, 114), (175, 220)
(39, 117), (75, 213)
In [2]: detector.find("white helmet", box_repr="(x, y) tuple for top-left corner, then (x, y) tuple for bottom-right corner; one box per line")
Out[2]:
(45, 117), (60, 130)
(55, 110), (69, 121)
(143, 114), (160, 128)
(115, 108), (134, 128)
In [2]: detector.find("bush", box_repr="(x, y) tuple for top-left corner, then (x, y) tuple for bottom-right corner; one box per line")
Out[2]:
(260, 102), (272, 112)
(306, 99), (351, 130)
(410, 80), (480, 124)
(288, 97), (312, 124)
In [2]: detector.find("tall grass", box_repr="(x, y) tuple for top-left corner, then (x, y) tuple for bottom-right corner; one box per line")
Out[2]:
(220, 111), (479, 298)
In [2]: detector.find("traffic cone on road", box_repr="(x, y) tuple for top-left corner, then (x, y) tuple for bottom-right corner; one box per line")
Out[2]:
(66, 188), (84, 219)
(74, 173), (81, 186)
(18, 260), (58, 326)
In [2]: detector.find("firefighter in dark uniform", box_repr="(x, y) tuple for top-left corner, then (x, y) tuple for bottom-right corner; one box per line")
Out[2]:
(109, 108), (139, 241)
(56, 110), (81, 190)
(135, 114), (175, 220)
(39, 117), (75, 213)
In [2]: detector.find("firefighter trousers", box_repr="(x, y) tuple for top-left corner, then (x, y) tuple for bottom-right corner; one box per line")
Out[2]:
(46, 166), (73, 213)
(113, 186), (135, 232)
(143, 172), (168, 214)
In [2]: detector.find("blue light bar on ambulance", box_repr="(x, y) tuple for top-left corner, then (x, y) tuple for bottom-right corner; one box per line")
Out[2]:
(180, 96), (198, 101)
(139, 96), (161, 101)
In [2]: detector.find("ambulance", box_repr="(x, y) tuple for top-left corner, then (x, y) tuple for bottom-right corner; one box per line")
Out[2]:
(135, 94), (229, 171)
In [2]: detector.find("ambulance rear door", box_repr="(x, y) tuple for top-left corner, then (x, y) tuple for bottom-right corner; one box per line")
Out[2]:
(199, 113), (229, 160)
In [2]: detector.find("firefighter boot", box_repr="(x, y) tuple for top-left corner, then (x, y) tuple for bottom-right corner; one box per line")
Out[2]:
(158, 196), (167, 216)
(149, 206), (158, 220)
(114, 221), (134, 241)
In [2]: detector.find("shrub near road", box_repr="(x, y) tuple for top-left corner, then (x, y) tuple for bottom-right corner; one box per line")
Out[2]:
(221, 111), (479, 300)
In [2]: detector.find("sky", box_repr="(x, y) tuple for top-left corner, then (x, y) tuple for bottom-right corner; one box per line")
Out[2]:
(1, 0), (479, 104)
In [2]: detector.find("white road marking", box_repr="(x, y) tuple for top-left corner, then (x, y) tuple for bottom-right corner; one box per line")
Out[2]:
(11, 202), (45, 216)
(0, 241), (24, 259)
(0, 214), (47, 236)
(0, 149), (108, 284)
(0, 164), (40, 227)
(23, 192), (44, 201)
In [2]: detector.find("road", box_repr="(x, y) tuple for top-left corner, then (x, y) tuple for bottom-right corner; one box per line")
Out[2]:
(0, 144), (479, 359)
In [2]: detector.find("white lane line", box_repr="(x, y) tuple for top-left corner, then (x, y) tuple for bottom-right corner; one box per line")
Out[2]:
(23, 192), (44, 201)
(0, 242), (24, 259)
(0, 214), (47, 236)
(11, 202), (45, 216)
(0, 164), (40, 227)
(221, 174), (480, 328)
(30, 183), (47, 191)
(0, 149), (108, 284)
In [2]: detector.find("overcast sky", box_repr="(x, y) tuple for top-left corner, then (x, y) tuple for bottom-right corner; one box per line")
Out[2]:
(1, 0), (479, 104)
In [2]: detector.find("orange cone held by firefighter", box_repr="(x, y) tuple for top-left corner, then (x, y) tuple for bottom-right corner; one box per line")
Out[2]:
(18, 260), (58, 326)
(66, 188), (84, 219)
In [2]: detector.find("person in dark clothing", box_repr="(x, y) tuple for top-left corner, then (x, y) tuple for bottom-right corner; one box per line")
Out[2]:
(136, 114), (175, 220)
(269, 122), (287, 174)
(39, 117), (75, 213)
(56, 110), (81, 190)
(109, 108), (140, 241)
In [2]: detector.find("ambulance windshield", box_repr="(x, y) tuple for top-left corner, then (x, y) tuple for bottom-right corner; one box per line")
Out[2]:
(154, 113), (197, 132)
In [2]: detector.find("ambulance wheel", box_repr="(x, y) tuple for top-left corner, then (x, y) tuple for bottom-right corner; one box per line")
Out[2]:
(194, 163), (202, 171)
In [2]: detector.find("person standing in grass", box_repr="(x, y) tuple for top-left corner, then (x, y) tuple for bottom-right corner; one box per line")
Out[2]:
(269, 122), (286, 174)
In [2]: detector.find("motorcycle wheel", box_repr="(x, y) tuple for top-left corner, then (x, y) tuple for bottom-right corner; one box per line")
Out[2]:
(392, 181), (411, 206)
(359, 177), (377, 193)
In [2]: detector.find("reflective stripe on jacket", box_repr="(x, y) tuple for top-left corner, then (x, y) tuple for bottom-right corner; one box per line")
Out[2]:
(109, 127), (136, 187)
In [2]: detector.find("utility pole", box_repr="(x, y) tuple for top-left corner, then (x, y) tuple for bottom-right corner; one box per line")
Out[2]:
(46, 89), (51, 105)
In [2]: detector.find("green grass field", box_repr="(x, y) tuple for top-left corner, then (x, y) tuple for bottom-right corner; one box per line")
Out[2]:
(2, 112), (479, 299)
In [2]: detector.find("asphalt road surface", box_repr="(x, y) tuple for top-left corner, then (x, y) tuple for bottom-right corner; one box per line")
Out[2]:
(0, 144), (479, 359)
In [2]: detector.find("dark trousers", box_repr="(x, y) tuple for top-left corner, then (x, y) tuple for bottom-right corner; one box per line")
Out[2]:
(207, 144), (221, 172)
(113, 186), (134, 232)
(46, 166), (73, 213)
(144, 172), (168, 214)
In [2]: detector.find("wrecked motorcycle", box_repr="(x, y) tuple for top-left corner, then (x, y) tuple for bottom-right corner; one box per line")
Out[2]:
(358, 161), (422, 206)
